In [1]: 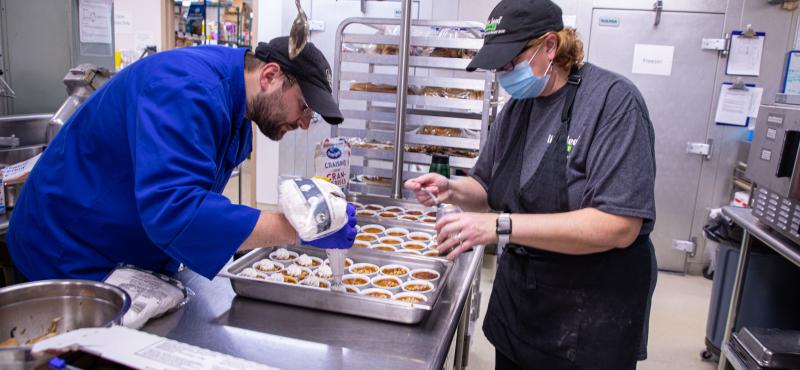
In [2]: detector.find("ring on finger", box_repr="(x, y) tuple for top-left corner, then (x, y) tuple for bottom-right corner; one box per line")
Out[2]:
(456, 232), (463, 244)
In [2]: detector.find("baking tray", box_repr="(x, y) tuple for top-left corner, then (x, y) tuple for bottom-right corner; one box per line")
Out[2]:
(732, 327), (800, 369)
(220, 245), (453, 324)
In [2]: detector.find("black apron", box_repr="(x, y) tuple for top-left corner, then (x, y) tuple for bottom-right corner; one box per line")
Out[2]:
(482, 68), (653, 370)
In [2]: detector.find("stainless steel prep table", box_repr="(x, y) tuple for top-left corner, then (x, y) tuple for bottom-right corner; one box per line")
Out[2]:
(717, 206), (800, 370)
(141, 246), (484, 370)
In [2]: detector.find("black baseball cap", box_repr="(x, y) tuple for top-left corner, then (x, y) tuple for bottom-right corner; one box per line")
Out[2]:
(254, 37), (343, 124)
(466, 0), (563, 72)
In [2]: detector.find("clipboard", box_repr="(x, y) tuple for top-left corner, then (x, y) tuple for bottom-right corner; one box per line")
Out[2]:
(715, 82), (756, 127)
(726, 29), (766, 77)
(782, 50), (800, 95)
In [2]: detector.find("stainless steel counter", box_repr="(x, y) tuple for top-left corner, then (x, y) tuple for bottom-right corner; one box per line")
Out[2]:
(723, 206), (800, 267)
(141, 246), (484, 370)
(716, 206), (800, 370)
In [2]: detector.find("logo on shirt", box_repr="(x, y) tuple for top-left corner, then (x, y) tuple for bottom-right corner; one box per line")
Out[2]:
(566, 136), (579, 153)
(546, 135), (580, 154)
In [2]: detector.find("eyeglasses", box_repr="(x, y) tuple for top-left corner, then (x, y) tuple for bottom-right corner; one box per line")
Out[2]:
(299, 98), (319, 124)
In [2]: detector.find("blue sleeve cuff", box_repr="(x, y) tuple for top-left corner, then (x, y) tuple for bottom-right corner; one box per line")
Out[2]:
(164, 194), (260, 279)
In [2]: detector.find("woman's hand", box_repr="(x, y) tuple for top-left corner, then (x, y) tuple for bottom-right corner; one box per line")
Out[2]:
(404, 173), (451, 207)
(435, 212), (498, 260)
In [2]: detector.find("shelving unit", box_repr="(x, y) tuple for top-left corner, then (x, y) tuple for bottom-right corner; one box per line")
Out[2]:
(331, 18), (498, 198)
(172, 0), (253, 49)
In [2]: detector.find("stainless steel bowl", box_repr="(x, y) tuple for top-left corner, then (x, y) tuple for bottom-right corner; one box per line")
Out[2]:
(0, 279), (130, 367)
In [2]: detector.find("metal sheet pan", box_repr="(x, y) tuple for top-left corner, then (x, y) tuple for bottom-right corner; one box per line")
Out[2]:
(220, 244), (452, 324)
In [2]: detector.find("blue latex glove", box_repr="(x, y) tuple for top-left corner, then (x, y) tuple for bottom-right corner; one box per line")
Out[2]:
(302, 203), (358, 249)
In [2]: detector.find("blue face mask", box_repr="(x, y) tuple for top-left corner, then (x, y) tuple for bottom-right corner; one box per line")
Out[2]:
(497, 47), (553, 99)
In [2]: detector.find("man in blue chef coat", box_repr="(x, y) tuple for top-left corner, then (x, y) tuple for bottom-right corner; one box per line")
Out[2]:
(7, 37), (355, 281)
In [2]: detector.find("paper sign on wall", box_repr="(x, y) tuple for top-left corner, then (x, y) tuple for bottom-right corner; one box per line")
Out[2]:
(715, 83), (755, 127)
(726, 31), (765, 76)
(79, 0), (113, 44)
(631, 44), (674, 76)
(783, 51), (800, 95)
(114, 10), (134, 35)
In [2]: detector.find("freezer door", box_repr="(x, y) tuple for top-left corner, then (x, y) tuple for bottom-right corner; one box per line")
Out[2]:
(587, 9), (724, 272)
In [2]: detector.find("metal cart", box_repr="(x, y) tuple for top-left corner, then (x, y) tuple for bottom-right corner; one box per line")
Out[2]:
(331, 17), (498, 198)
(330, 16), (497, 369)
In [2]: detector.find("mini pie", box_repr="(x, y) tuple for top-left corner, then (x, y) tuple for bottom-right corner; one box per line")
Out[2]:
(366, 291), (392, 299)
(400, 215), (419, 222)
(405, 210), (424, 216)
(380, 237), (402, 245)
(356, 234), (379, 242)
(403, 242), (426, 250)
(405, 283), (432, 292)
(253, 259), (282, 273)
(344, 277), (368, 286)
(409, 233), (432, 242)
(381, 266), (409, 276)
(386, 229), (409, 237)
(411, 271), (440, 280)
(365, 204), (384, 211)
(383, 206), (404, 213)
(282, 265), (310, 280)
(372, 245), (396, 252)
(396, 295), (424, 303)
(379, 212), (399, 218)
(362, 227), (384, 234)
(351, 265), (378, 275)
(374, 278), (400, 288)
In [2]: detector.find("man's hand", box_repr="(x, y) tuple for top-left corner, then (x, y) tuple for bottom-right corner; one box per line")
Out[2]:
(302, 203), (358, 249)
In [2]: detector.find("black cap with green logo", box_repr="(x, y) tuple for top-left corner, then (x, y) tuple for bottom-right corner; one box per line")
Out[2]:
(466, 0), (564, 72)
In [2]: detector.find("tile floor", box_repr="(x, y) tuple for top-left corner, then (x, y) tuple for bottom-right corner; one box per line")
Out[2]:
(466, 255), (717, 370)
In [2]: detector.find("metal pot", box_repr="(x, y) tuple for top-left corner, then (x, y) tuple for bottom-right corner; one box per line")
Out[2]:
(0, 280), (131, 368)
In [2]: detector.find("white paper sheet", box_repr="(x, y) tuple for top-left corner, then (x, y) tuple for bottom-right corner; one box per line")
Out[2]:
(79, 0), (113, 44)
(727, 32), (765, 76)
(631, 44), (674, 76)
(784, 52), (800, 95)
(748, 87), (764, 118)
(33, 327), (278, 370)
(715, 84), (753, 126)
(114, 9), (133, 34)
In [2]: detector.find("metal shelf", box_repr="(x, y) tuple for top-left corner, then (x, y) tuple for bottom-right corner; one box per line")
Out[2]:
(339, 128), (480, 150)
(340, 90), (484, 111)
(352, 147), (478, 169)
(340, 52), (473, 70)
(340, 71), (486, 91)
(722, 342), (752, 370)
(342, 34), (484, 50)
(332, 17), (496, 198)
(341, 109), (483, 130)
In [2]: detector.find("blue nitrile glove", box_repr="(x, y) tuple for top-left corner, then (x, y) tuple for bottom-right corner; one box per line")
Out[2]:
(302, 203), (358, 249)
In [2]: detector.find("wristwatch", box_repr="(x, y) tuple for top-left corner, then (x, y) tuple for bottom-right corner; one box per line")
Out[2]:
(496, 213), (512, 248)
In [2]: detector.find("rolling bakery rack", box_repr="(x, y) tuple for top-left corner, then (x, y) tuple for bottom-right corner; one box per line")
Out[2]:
(331, 17), (498, 198)
(329, 17), (497, 369)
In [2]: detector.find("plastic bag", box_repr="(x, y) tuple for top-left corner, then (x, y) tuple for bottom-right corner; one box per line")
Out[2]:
(103, 265), (190, 330)
(314, 137), (352, 188)
(279, 177), (348, 241)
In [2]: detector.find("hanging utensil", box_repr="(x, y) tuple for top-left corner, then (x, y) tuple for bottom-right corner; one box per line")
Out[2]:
(288, 0), (310, 60)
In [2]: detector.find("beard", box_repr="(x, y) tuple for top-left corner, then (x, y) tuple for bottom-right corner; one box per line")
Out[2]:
(246, 88), (294, 141)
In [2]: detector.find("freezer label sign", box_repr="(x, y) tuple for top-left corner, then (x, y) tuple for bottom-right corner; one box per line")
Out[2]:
(599, 16), (620, 27)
